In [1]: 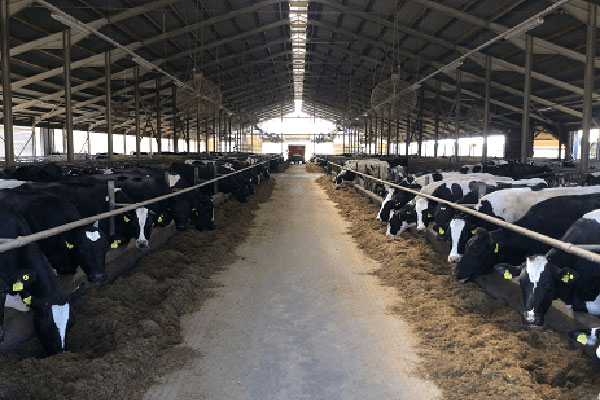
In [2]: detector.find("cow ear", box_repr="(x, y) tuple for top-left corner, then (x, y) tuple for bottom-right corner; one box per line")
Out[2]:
(557, 268), (578, 285)
(494, 263), (522, 280)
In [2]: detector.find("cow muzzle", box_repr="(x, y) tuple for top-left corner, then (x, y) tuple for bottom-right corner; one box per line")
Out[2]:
(522, 310), (544, 327)
(448, 254), (462, 263)
(136, 239), (149, 249)
(88, 272), (108, 284)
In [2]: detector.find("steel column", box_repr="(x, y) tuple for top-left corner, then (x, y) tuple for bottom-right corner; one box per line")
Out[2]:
(406, 115), (411, 156)
(455, 69), (461, 160)
(156, 77), (162, 154)
(134, 66), (141, 160)
(434, 79), (440, 158)
(172, 84), (178, 153)
(186, 116), (190, 154)
(418, 86), (424, 157)
(396, 120), (400, 155)
(483, 55), (491, 163)
(387, 113), (391, 156)
(63, 28), (74, 162)
(105, 51), (113, 161)
(1, 0), (14, 167)
(521, 34), (533, 163)
(380, 116), (384, 155)
(584, 3), (597, 169)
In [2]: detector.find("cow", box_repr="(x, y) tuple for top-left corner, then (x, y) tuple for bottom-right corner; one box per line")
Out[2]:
(0, 207), (83, 354)
(333, 169), (356, 186)
(447, 186), (600, 263)
(455, 193), (600, 284)
(0, 190), (110, 283)
(494, 209), (600, 326)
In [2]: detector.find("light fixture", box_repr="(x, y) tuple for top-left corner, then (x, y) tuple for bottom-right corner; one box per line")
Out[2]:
(51, 12), (92, 35)
(504, 18), (544, 40)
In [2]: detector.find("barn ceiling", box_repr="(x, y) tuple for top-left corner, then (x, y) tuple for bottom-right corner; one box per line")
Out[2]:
(0, 0), (599, 139)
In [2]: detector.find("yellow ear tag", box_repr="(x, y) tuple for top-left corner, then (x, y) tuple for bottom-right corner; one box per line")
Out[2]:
(471, 229), (477, 235)
(22, 274), (30, 281)
(577, 334), (588, 345)
(65, 241), (74, 249)
(123, 216), (131, 223)
(110, 240), (119, 249)
(438, 227), (445, 235)
(428, 213), (433, 218)
(158, 216), (163, 223)
(504, 270), (513, 280)
(562, 274), (573, 283)
(12, 282), (23, 292)
(23, 296), (31, 306)
(494, 243), (499, 254)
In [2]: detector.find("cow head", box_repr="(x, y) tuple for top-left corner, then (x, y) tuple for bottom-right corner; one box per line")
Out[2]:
(568, 328), (600, 361)
(29, 286), (84, 354)
(504, 255), (577, 326)
(70, 227), (109, 283)
(173, 199), (190, 231)
(433, 204), (454, 241)
(377, 187), (396, 222)
(191, 195), (215, 231)
(387, 205), (416, 236)
(447, 217), (475, 263)
(454, 228), (498, 282)
(0, 270), (37, 343)
(415, 198), (429, 231)
(134, 208), (154, 248)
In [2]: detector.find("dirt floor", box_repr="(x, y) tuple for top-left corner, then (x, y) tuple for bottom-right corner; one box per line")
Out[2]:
(305, 161), (323, 174)
(0, 179), (275, 400)
(316, 174), (600, 400)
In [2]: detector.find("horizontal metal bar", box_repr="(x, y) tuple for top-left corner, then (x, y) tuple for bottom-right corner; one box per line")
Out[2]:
(321, 159), (600, 266)
(0, 161), (268, 254)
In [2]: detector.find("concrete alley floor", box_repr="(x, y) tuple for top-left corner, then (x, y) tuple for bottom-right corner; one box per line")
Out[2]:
(144, 164), (441, 400)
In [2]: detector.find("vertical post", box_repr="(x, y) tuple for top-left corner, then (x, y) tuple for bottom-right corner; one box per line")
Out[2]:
(251, 125), (254, 153)
(205, 117), (209, 153)
(196, 106), (201, 153)
(364, 118), (368, 155)
(387, 112), (391, 156)
(156, 76), (162, 154)
(123, 131), (127, 155)
(396, 119), (400, 155)
(455, 69), (461, 161)
(212, 115), (216, 152)
(63, 28), (74, 162)
(583, 3), (597, 170)
(107, 181), (116, 236)
(31, 120), (36, 157)
(342, 123), (346, 154)
(87, 129), (91, 155)
(483, 55), (491, 163)
(368, 117), (372, 154)
(1, 0), (14, 167)
(521, 34), (533, 163)
(228, 116), (232, 152)
(434, 79), (440, 158)
(134, 66), (141, 160)
(418, 86), (424, 157)
(380, 114), (385, 155)
(406, 115), (411, 156)
(373, 116), (377, 155)
(186, 116), (190, 154)
(172, 84), (178, 153)
(105, 51), (113, 161)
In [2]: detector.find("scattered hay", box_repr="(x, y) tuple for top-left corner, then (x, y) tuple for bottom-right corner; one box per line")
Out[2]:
(316, 175), (600, 400)
(305, 162), (325, 174)
(0, 180), (276, 400)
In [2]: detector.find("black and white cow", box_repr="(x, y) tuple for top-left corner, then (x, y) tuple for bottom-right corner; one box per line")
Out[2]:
(495, 209), (600, 326)
(567, 328), (600, 362)
(333, 169), (357, 186)
(454, 193), (600, 284)
(0, 191), (110, 283)
(447, 186), (600, 263)
(0, 207), (83, 354)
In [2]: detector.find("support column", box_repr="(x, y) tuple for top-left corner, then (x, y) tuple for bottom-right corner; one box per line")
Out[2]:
(123, 131), (127, 155)
(205, 117), (209, 153)
(521, 34), (533, 163)
(228, 117), (232, 152)
(212, 116), (216, 152)
(172, 84), (178, 153)
(434, 79), (440, 158)
(105, 51), (113, 161)
(418, 86), (424, 157)
(134, 66), (141, 160)
(406, 115), (411, 156)
(186, 116), (190, 154)
(87, 129), (91, 155)
(156, 77), (162, 154)
(583, 3), (597, 170)
(387, 113), (392, 156)
(31, 119), (36, 157)
(196, 106), (201, 153)
(368, 117), (372, 154)
(251, 125), (254, 153)
(455, 69), (462, 161)
(380, 115), (384, 155)
(1, 0), (14, 167)
(483, 55), (491, 163)
(342, 124), (346, 154)
(373, 116), (377, 155)
(63, 28), (74, 162)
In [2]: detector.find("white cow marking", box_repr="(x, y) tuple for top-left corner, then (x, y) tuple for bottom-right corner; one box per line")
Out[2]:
(525, 255), (548, 291)
(583, 209), (600, 225)
(51, 303), (70, 350)
(85, 231), (101, 242)
(167, 174), (181, 187)
(586, 294), (600, 315)
(596, 346), (600, 360)
(136, 208), (149, 242)
(524, 309), (536, 324)
(415, 197), (429, 230)
(377, 187), (395, 221)
(448, 218), (466, 262)
(5, 294), (29, 312)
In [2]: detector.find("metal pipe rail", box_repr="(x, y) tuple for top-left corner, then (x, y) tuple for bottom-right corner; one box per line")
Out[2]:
(0, 162), (267, 254)
(321, 159), (600, 265)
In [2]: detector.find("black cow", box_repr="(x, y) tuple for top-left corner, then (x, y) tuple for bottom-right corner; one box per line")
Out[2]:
(387, 205), (417, 237)
(11, 164), (63, 182)
(455, 194), (600, 285)
(0, 207), (83, 354)
(496, 209), (600, 326)
(0, 191), (109, 283)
